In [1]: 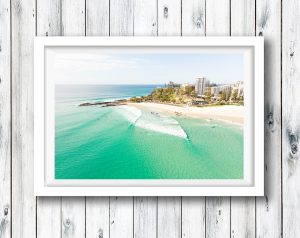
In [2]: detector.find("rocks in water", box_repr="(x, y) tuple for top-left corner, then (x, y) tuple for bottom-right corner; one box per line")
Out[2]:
(78, 100), (127, 107)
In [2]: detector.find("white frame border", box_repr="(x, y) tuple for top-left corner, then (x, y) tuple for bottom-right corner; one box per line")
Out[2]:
(34, 37), (264, 196)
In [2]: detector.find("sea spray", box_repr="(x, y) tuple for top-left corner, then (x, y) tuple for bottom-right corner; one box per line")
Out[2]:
(117, 105), (188, 139)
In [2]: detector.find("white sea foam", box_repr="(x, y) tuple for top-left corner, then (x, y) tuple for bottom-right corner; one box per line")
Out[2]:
(117, 105), (188, 139)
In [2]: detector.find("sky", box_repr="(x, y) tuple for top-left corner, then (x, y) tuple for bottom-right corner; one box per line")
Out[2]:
(47, 47), (244, 85)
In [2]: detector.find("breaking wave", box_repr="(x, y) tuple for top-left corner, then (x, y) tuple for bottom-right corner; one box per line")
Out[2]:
(117, 105), (188, 139)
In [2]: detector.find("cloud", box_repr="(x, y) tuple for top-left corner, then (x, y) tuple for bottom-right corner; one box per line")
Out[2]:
(50, 50), (140, 73)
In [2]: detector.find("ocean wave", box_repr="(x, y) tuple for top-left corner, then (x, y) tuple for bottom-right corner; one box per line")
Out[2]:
(117, 105), (188, 139)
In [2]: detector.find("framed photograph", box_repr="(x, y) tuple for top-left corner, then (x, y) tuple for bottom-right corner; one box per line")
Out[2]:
(34, 37), (264, 196)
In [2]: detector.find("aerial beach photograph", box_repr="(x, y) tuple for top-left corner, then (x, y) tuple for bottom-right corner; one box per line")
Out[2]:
(52, 47), (245, 180)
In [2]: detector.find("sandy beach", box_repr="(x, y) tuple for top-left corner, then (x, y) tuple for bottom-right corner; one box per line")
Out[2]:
(128, 102), (244, 125)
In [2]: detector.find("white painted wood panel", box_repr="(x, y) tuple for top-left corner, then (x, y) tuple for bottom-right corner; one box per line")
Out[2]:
(134, 197), (157, 238)
(110, 197), (133, 238)
(181, 1), (206, 237)
(230, 1), (256, 237)
(282, 0), (300, 237)
(85, 2), (110, 238)
(110, 0), (134, 36)
(36, 1), (62, 237)
(0, 0), (10, 237)
(86, 197), (110, 238)
(206, 0), (230, 36)
(205, 1), (231, 237)
(62, 197), (85, 238)
(86, 0), (109, 36)
(158, 0), (181, 36)
(133, 2), (158, 238)
(256, 0), (282, 237)
(182, 197), (205, 238)
(133, 0), (157, 36)
(182, 0), (205, 36)
(157, 197), (181, 238)
(11, 0), (36, 237)
(157, 2), (182, 237)
(60, 1), (86, 238)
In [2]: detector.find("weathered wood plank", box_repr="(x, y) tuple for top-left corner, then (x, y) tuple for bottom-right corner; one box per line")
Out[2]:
(230, 1), (256, 237)
(11, 0), (36, 236)
(110, 0), (134, 36)
(134, 197), (157, 238)
(85, 2), (110, 238)
(206, 198), (230, 238)
(256, 0), (282, 237)
(86, 0), (109, 36)
(62, 197), (85, 238)
(36, 0), (62, 237)
(158, 0), (181, 36)
(182, 197), (205, 238)
(86, 197), (109, 238)
(0, 0), (11, 237)
(109, 3), (134, 238)
(182, 0), (205, 35)
(62, 0), (85, 36)
(181, 1), (206, 237)
(157, 1), (182, 237)
(206, 0), (230, 36)
(37, 197), (61, 238)
(133, 0), (157, 36)
(110, 197), (134, 238)
(157, 197), (181, 238)
(205, 1), (231, 237)
(133, 1), (158, 237)
(60, 1), (86, 238)
(282, 0), (300, 237)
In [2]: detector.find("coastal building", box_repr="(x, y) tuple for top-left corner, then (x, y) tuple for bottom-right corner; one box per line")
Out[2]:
(181, 83), (193, 90)
(195, 77), (209, 97)
(166, 81), (180, 88)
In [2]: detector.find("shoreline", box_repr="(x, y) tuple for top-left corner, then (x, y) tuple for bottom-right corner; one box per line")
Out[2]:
(127, 102), (244, 126)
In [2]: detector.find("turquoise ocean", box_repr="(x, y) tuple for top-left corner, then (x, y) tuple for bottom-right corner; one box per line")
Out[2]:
(55, 85), (243, 179)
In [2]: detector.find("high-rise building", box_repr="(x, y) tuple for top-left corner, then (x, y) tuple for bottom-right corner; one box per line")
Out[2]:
(195, 77), (209, 96)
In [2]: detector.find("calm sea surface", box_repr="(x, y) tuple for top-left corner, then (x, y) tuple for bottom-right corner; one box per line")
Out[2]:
(55, 85), (243, 179)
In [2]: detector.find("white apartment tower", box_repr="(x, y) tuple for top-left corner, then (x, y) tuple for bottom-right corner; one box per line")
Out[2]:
(195, 77), (209, 96)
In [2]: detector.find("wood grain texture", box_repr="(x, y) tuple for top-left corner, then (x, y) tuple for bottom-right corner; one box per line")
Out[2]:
(0, 0), (10, 237)
(133, 0), (157, 36)
(62, 197), (85, 238)
(205, 1), (231, 237)
(36, 0), (62, 237)
(182, 0), (205, 35)
(86, 197), (109, 238)
(86, 0), (109, 36)
(206, 0), (230, 36)
(182, 197), (205, 238)
(110, 197), (133, 238)
(282, 0), (300, 237)
(62, 0), (85, 36)
(133, 2), (157, 238)
(181, 1), (206, 237)
(11, 0), (36, 237)
(110, 0), (134, 36)
(230, 1), (256, 237)
(37, 197), (61, 238)
(60, 1), (86, 237)
(158, 0), (181, 36)
(157, 197), (181, 238)
(85, 2), (110, 238)
(256, 0), (282, 237)
(134, 197), (157, 238)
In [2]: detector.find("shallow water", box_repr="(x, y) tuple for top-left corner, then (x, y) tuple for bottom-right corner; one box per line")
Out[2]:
(55, 85), (243, 179)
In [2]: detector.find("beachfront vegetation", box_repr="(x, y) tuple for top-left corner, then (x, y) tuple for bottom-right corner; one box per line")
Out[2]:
(129, 83), (244, 107)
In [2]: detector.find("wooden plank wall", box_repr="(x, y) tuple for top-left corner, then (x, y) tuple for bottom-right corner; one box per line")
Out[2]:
(1, 0), (297, 237)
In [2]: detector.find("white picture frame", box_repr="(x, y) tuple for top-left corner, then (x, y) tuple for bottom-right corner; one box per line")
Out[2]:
(34, 36), (264, 196)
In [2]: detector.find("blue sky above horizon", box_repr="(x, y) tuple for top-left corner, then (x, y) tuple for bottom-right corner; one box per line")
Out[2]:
(48, 48), (244, 85)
